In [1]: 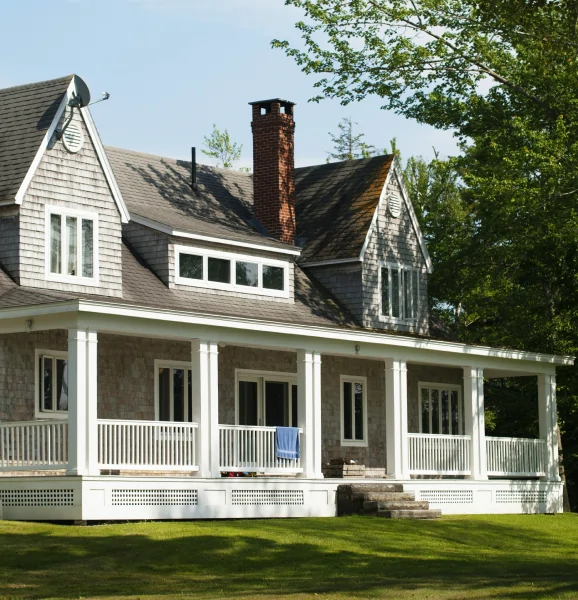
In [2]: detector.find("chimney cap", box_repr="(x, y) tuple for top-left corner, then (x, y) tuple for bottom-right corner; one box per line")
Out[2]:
(249, 98), (295, 106)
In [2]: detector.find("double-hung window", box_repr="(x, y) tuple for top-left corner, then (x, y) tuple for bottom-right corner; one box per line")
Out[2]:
(175, 245), (289, 298)
(341, 375), (367, 446)
(380, 263), (419, 321)
(419, 383), (463, 435)
(155, 361), (194, 422)
(36, 350), (68, 418)
(46, 206), (98, 285)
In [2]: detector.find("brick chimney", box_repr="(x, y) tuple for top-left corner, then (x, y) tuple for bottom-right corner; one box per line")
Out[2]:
(250, 99), (296, 245)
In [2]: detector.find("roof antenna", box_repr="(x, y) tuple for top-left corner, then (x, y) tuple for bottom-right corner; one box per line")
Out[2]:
(55, 78), (94, 139)
(88, 92), (110, 106)
(191, 147), (198, 192)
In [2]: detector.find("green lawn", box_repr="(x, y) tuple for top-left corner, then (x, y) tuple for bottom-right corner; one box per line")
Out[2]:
(0, 514), (577, 600)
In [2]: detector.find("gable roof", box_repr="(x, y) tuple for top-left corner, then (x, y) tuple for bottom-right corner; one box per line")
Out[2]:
(295, 155), (394, 263)
(0, 75), (73, 202)
(106, 146), (297, 254)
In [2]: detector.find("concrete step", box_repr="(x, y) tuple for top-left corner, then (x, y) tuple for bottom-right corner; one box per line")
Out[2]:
(364, 500), (430, 512)
(352, 492), (416, 502)
(346, 483), (404, 493)
(377, 509), (442, 519)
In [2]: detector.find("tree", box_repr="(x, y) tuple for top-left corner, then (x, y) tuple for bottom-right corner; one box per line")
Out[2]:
(202, 125), (243, 169)
(327, 117), (375, 161)
(275, 0), (578, 509)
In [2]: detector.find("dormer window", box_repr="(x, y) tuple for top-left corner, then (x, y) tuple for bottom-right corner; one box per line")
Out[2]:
(380, 263), (419, 322)
(45, 206), (99, 286)
(175, 245), (289, 298)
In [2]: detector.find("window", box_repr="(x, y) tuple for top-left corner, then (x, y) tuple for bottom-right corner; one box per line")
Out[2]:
(155, 361), (193, 422)
(36, 351), (68, 418)
(175, 245), (289, 298)
(419, 383), (463, 435)
(45, 206), (98, 285)
(380, 264), (419, 321)
(341, 376), (367, 446)
(236, 370), (298, 427)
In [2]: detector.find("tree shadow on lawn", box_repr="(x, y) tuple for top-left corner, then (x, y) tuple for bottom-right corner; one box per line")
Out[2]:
(0, 516), (577, 599)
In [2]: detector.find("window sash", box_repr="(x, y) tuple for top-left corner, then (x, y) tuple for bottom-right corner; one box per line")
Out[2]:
(39, 354), (68, 413)
(49, 212), (95, 280)
(381, 265), (419, 321)
(419, 385), (463, 435)
(157, 366), (193, 422)
(342, 378), (366, 443)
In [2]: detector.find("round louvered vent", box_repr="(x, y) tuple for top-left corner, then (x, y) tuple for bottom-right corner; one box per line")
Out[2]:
(62, 123), (84, 153)
(388, 194), (401, 218)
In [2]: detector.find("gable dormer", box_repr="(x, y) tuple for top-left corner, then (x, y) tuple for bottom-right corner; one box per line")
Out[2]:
(0, 75), (129, 298)
(296, 156), (432, 335)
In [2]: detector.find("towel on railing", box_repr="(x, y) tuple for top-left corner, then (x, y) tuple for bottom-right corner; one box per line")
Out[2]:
(276, 427), (300, 460)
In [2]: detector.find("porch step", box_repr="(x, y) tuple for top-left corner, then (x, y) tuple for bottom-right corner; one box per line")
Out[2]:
(377, 509), (442, 519)
(337, 483), (441, 519)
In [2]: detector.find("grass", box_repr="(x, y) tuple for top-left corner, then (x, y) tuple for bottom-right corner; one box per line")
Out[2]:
(0, 514), (577, 600)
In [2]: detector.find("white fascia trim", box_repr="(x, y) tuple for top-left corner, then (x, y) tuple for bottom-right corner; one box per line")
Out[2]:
(131, 214), (301, 257)
(14, 79), (73, 205)
(300, 258), (361, 268)
(358, 157), (433, 274)
(80, 106), (130, 224)
(0, 299), (573, 366)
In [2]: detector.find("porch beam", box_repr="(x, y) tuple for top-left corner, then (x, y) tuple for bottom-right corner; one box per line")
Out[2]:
(538, 373), (560, 481)
(463, 367), (487, 480)
(385, 358), (409, 479)
(67, 328), (99, 476)
(297, 350), (323, 479)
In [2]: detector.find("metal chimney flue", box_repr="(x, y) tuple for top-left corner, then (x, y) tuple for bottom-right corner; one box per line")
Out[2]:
(191, 147), (198, 192)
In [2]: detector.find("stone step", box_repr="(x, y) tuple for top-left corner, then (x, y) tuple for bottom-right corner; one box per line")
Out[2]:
(377, 509), (442, 519)
(352, 492), (416, 502)
(364, 500), (430, 512)
(346, 483), (404, 493)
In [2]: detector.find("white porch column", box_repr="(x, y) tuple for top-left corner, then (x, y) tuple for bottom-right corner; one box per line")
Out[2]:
(297, 350), (323, 479)
(67, 329), (98, 476)
(385, 359), (409, 479)
(463, 367), (487, 480)
(538, 373), (560, 481)
(191, 340), (219, 478)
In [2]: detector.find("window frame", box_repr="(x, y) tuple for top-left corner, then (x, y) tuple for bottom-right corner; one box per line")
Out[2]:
(174, 244), (290, 298)
(44, 205), (100, 286)
(34, 349), (69, 420)
(234, 369), (298, 427)
(418, 382), (464, 435)
(340, 375), (368, 447)
(154, 360), (194, 423)
(379, 261), (420, 324)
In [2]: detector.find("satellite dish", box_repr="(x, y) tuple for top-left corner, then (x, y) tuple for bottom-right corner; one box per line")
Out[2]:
(70, 75), (91, 108)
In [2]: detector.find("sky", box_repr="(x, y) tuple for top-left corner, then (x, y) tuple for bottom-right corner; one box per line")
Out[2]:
(0, 0), (458, 169)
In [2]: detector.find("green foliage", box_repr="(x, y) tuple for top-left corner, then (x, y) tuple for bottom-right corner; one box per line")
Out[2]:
(276, 0), (578, 508)
(327, 117), (375, 161)
(202, 124), (243, 169)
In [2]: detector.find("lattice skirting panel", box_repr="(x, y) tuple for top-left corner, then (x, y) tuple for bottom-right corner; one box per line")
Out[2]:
(232, 490), (304, 506)
(419, 489), (474, 504)
(495, 490), (547, 504)
(0, 489), (74, 507)
(112, 489), (198, 506)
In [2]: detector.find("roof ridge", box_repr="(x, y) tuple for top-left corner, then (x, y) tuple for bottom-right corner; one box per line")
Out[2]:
(0, 74), (73, 95)
(295, 153), (394, 172)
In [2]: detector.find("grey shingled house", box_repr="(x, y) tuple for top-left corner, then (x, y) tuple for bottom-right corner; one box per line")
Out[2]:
(0, 74), (569, 522)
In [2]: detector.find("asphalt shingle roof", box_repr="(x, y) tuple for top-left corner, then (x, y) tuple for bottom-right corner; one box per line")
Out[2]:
(295, 154), (394, 262)
(0, 75), (72, 202)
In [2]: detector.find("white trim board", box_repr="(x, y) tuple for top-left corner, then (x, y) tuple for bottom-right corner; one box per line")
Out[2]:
(131, 214), (301, 257)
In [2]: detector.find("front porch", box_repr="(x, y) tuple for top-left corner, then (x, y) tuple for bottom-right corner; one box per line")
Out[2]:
(0, 327), (565, 520)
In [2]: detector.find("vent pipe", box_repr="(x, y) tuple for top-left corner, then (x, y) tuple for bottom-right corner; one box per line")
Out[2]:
(191, 147), (198, 192)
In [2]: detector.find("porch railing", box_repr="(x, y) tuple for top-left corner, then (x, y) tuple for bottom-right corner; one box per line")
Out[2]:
(0, 420), (68, 471)
(97, 419), (199, 471)
(408, 433), (471, 475)
(219, 425), (303, 474)
(486, 436), (546, 477)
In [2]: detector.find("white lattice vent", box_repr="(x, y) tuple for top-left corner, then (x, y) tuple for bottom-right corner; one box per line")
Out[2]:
(0, 489), (74, 507)
(495, 490), (547, 504)
(62, 123), (84, 153)
(419, 489), (474, 504)
(111, 489), (198, 506)
(232, 490), (304, 506)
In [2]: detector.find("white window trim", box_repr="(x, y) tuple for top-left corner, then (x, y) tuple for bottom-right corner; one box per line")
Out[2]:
(174, 244), (290, 299)
(418, 381), (463, 435)
(378, 260), (421, 324)
(34, 349), (69, 420)
(154, 359), (193, 422)
(234, 369), (297, 426)
(44, 205), (100, 287)
(340, 374), (368, 447)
